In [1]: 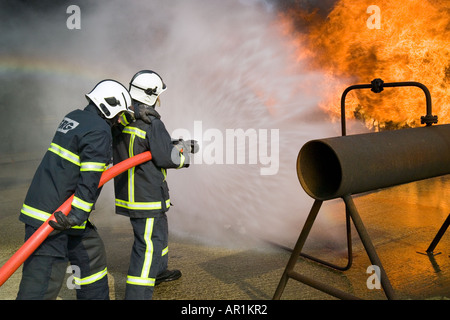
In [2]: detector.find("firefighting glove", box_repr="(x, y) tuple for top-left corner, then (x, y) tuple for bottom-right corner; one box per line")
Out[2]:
(173, 139), (199, 154)
(186, 140), (199, 154)
(133, 104), (161, 124)
(49, 211), (78, 231)
(172, 138), (185, 152)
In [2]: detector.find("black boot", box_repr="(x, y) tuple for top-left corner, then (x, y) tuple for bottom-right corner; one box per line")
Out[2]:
(155, 269), (182, 285)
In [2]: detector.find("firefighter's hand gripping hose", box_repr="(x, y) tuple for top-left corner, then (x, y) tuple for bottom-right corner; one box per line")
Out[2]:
(49, 211), (78, 231)
(0, 151), (152, 287)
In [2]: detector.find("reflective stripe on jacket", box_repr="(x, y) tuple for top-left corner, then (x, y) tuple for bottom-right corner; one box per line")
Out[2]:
(113, 116), (188, 218)
(19, 104), (112, 230)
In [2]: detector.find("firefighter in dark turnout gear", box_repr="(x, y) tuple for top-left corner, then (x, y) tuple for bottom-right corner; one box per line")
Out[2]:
(113, 70), (197, 300)
(17, 80), (133, 300)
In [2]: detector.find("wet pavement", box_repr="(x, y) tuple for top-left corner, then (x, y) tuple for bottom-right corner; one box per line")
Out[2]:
(0, 154), (449, 301)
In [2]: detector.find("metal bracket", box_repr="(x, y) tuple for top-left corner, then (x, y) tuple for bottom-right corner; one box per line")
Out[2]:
(340, 79), (437, 136)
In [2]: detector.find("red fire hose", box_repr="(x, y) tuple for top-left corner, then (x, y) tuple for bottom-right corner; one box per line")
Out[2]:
(0, 151), (152, 287)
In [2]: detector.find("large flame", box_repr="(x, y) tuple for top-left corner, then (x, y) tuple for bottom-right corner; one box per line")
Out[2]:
(280, 0), (450, 130)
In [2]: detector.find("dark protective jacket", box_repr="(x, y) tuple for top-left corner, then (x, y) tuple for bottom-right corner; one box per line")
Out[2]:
(113, 113), (189, 218)
(19, 104), (112, 232)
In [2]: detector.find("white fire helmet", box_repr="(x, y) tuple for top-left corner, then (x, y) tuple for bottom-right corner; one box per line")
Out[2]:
(129, 70), (167, 106)
(86, 80), (132, 119)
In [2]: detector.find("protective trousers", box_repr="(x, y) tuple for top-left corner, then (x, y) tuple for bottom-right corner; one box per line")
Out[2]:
(16, 223), (109, 300)
(125, 214), (168, 300)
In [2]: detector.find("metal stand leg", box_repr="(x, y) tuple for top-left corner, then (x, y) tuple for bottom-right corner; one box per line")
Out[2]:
(343, 195), (396, 300)
(273, 199), (360, 300)
(273, 200), (323, 300)
(270, 207), (353, 271)
(426, 213), (450, 255)
(300, 206), (353, 271)
(273, 195), (397, 300)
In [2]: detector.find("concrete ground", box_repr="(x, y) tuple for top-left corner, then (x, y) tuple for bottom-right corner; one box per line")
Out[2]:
(0, 155), (449, 301)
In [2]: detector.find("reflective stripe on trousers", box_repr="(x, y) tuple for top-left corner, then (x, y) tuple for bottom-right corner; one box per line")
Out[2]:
(74, 267), (108, 286)
(126, 216), (169, 289)
(127, 218), (155, 287)
(17, 224), (109, 300)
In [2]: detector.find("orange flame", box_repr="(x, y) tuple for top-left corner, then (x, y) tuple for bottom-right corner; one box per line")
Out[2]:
(280, 0), (450, 130)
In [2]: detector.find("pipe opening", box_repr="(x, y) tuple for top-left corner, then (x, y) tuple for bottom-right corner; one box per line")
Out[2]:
(297, 141), (342, 200)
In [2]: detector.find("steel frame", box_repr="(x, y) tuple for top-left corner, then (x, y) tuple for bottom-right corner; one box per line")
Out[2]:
(272, 196), (396, 300)
(273, 80), (445, 300)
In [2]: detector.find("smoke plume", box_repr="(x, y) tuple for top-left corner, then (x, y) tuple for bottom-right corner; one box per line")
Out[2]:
(0, 0), (344, 248)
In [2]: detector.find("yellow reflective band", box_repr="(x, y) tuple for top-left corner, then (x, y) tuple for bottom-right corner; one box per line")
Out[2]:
(128, 135), (136, 202)
(74, 267), (108, 286)
(72, 196), (93, 213)
(141, 218), (154, 278)
(128, 166), (135, 203)
(119, 113), (130, 127)
(128, 133), (136, 158)
(165, 199), (171, 209)
(48, 143), (80, 166)
(177, 153), (185, 169)
(21, 204), (51, 222)
(162, 246), (168, 257)
(115, 199), (168, 210)
(21, 204), (87, 229)
(126, 275), (155, 287)
(123, 127), (146, 139)
(70, 221), (87, 229)
(80, 162), (106, 172)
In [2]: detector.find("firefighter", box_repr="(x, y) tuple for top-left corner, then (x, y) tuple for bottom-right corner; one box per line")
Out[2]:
(113, 70), (197, 300)
(17, 80), (133, 300)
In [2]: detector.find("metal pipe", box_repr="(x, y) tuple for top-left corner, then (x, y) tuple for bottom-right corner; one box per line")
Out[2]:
(0, 151), (152, 287)
(297, 124), (450, 201)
